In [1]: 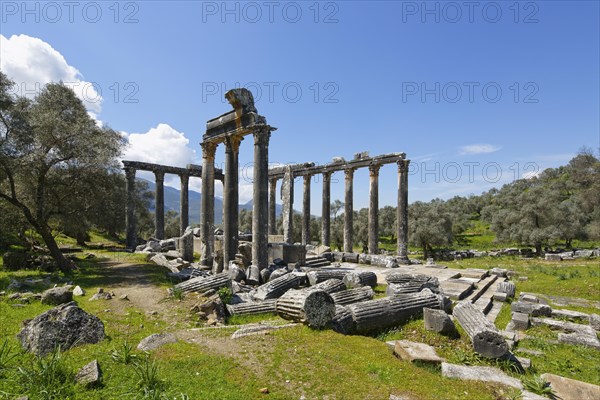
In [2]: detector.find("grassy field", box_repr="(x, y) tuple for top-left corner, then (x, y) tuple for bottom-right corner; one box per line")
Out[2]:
(0, 231), (599, 399)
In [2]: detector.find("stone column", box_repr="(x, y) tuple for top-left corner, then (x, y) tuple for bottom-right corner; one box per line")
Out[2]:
(200, 141), (217, 267)
(269, 178), (277, 235)
(343, 168), (355, 253)
(368, 164), (381, 254)
(125, 167), (137, 249)
(281, 167), (294, 244)
(302, 175), (312, 245)
(154, 170), (165, 240)
(252, 127), (271, 270)
(223, 135), (242, 269)
(397, 159), (410, 262)
(321, 171), (331, 246)
(179, 174), (189, 235)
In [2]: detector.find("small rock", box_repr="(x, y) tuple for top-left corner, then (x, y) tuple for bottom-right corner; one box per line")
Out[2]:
(119, 294), (129, 301)
(89, 292), (112, 301)
(259, 388), (269, 394)
(518, 276), (529, 281)
(73, 286), (85, 296)
(137, 333), (177, 351)
(41, 286), (73, 305)
(423, 308), (455, 334)
(75, 359), (102, 387)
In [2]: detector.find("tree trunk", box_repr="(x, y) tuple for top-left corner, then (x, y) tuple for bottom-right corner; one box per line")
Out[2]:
(565, 238), (572, 249)
(422, 243), (428, 259)
(37, 224), (75, 273)
(535, 243), (542, 256)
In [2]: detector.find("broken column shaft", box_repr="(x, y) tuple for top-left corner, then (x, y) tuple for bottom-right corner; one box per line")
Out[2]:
(226, 300), (277, 316)
(276, 289), (336, 329)
(453, 300), (508, 358)
(332, 290), (445, 335)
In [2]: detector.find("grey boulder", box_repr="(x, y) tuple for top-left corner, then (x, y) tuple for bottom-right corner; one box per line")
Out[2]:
(17, 301), (105, 356)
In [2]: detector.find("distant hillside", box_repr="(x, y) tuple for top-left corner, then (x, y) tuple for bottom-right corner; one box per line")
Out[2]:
(142, 179), (282, 225)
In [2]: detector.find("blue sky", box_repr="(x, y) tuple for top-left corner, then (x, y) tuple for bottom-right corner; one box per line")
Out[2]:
(1, 1), (598, 215)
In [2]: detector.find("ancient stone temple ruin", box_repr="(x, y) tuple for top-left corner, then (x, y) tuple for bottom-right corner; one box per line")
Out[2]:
(123, 88), (410, 269)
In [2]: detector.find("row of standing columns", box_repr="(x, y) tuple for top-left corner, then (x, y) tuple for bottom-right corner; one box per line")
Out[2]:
(267, 159), (410, 261)
(124, 165), (199, 249)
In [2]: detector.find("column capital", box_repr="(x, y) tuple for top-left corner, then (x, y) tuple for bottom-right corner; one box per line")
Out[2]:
(225, 134), (244, 153)
(369, 163), (382, 177)
(124, 167), (136, 179)
(253, 127), (271, 146)
(154, 170), (165, 182)
(322, 170), (332, 179)
(180, 173), (190, 184)
(397, 159), (410, 173)
(344, 167), (355, 179)
(201, 141), (218, 161)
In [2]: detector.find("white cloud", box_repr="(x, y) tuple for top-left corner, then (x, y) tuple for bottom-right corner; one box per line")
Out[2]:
(459, 144), (501, 155)
(121, 123), (198, 167)
(0, 34), (102, 113)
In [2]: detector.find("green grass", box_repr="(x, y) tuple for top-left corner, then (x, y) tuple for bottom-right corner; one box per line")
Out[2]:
(1, 240), (599, 399)
(447, 257), (600, 301)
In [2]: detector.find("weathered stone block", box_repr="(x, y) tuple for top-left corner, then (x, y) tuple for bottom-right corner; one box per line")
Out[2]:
(394, 340), (444, 364)
(41, 286), (73, 306)
(542, 373), (600, 400)
(423, 307), (455, 334)
(268, 243), (306, 266)
(441, 363), (523, 389)
(511, 301), (552, 317)
(510, 312), (530, 331)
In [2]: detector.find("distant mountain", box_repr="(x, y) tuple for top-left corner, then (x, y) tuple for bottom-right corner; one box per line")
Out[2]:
(142, 179), (282, 224)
